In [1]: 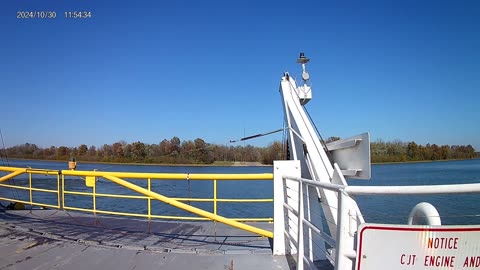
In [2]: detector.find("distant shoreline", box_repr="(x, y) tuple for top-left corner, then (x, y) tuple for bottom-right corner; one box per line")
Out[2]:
(372, 158), (478, 165)
(4, 158), (270, 167)
(4, 157), (477, 168)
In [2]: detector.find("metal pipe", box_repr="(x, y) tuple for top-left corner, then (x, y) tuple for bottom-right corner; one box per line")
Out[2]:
(0, 170), (24, 183)
(93, 182), (96, 215)
(29, 173), (33, 206)
(61, 175), (65, 210)
(285, 175), (480, 195)
(213, 179), (217, 216)
(345, 183), (480, 195)
(297, 181), (305, 270)
(57, 174), (61, 208)
(335, 190), (349, 270)
(62, 170), (273, 180)
(147, 178), (151, 220)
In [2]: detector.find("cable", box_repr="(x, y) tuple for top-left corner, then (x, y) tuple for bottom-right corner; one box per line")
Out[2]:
(0, 129), (9, 166)
(282, 119), (287, 160)
(0, 129), (20, 200)
(304, 107), (335, 165)
(228, 128), (283, 143)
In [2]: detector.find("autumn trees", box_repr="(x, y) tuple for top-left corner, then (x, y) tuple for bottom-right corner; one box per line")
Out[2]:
(372, 141), (477, 163)
(2, 138), (478, 165)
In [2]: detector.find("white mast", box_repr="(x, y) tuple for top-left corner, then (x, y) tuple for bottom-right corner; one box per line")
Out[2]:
(279, 53), (371, 264)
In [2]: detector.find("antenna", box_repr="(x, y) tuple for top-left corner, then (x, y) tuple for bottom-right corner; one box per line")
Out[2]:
(296, 52), (310, 84)
(295, 52), (312, 105)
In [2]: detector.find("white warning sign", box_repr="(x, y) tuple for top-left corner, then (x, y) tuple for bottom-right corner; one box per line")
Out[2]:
(356, 224), (480, 270)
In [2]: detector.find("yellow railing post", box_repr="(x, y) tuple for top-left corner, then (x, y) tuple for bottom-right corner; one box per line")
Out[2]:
(148, 178), (151, 220)
(29, 172), (33, 207)
(62, 174), (65, 210)
(57, 174), (61, 208)
(213, 179), (217, 216)
(93, 182), (96, 215)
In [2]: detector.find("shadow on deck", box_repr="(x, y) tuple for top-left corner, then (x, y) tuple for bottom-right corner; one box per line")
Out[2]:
(0, 209), (292, 269)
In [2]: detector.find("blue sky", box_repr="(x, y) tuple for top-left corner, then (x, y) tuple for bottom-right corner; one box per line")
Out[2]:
(1, 1), (479, 150)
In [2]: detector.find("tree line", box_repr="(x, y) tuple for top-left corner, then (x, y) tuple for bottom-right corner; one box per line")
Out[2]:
(371, 140), (477, 163)
(1, 137), (284, 165)
(0, 136), (477, 165)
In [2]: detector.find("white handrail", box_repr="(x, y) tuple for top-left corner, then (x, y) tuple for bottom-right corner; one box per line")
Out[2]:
(281, 175), (480, 270)
(284, 175), (480, 195)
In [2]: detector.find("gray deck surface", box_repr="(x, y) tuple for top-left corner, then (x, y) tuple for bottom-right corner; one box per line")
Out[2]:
(0, 210), (292, 269)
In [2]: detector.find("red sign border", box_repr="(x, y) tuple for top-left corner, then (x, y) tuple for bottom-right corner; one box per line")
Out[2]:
(356, 225), (480, 270)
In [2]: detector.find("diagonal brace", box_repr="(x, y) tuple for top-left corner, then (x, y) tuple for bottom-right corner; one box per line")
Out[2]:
(0, 170), (24, 183)
(102, 174), (274, 238)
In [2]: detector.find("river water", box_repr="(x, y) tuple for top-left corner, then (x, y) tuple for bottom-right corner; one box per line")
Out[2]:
(1, 158), (479, 225)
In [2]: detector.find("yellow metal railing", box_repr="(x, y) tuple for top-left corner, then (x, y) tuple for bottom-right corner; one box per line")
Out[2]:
(0, 166), (274, 238)
(0, 166), (61, 209)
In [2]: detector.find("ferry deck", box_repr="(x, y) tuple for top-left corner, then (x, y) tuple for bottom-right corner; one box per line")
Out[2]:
(0, 209), (294, 269)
